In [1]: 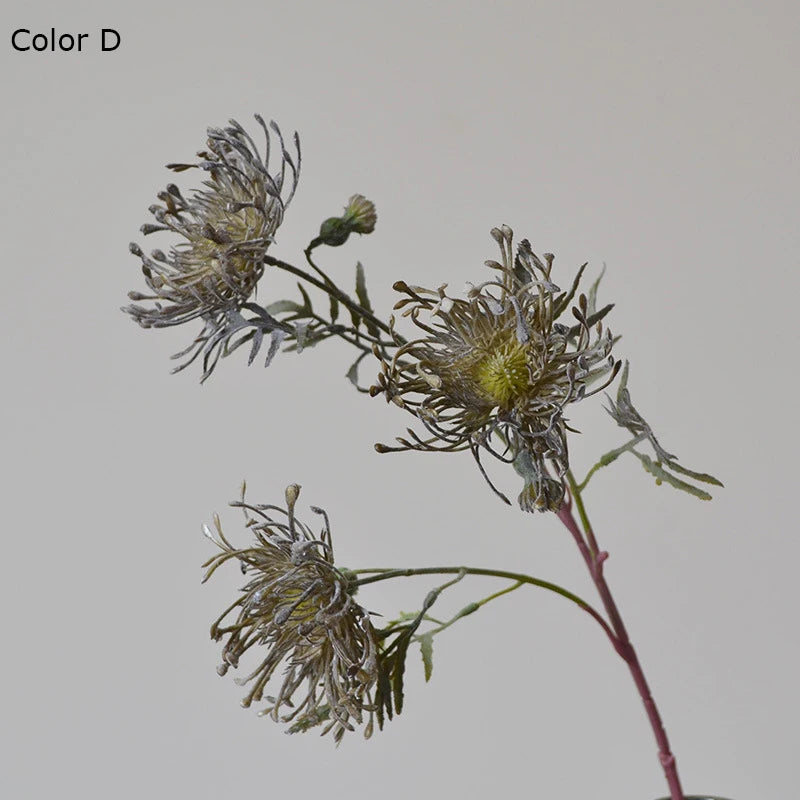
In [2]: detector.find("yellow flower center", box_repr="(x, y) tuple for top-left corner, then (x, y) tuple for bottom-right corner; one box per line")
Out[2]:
(474, 337), (530, 408)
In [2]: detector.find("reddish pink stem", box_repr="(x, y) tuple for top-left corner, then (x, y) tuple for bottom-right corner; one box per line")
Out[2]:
(557, 500), (685, 800)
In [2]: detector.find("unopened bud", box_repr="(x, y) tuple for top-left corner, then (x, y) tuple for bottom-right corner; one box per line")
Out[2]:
(342, 194), (377, 234)
(285, 483), (301, 507)
(317, 194), (377, 247)
(318, 216), (351, 247)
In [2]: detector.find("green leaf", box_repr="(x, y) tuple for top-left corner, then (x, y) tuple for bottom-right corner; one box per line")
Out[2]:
(577, 434), (648, 490)
(329, 292), (339, 324)
(297, 282), (313, 314)
(345, 353), (371, 393)
(285, 705), (330, 734)
(633, 451), (713, 501)
(355, 262), (379, 337)
(375, 659), (393, 728)
(419, 632), (434, 682)
(603, 362), (722, 498)
(264, 299), (305, 316)
(345, 360), (359, 387)
(664, 459), (724, 487)
(598, 435), (646, 468)
(392, 638), (409, 714)
(377, 572), (466, 722)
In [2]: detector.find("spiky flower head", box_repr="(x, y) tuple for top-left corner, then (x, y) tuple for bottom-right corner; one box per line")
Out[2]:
(371, 225), (620, 512)
(317, 194), (377, 247)
(202, 484), (379, 742)
(124, 116), (300, 360)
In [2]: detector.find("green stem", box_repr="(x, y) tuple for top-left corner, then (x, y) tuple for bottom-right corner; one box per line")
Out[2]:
(304, 245), (340, 290)
(419, 581), (524, 638)
(567, 470), (601, 558)
(301, 311), (394, 355)
(353, 566), (618, 646)
(264, 254), (395, 339)
(576, 434), (648, 492)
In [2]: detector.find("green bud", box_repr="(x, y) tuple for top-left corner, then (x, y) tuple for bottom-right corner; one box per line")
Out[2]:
(316, 195), (377, 247)
(318, 216), (351, 247)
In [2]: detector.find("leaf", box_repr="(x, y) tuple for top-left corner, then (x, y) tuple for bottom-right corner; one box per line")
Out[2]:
(375, 659), (393, 728)
(586, 263), (606, 317)
(392, 638), (409, 714)
(376, 572), (466, 723)
(633, 451), (713, 501)
(598, 435), (646, 469)
(297, 282), (313, 315)
(247, 326), (264, 366)
(664, 459), (724, 487)
(419, 632), (434, 682)
(566, 303), (615, 342)
(329, 292), (339, 324)
(553, 262), (587, 318)
(264, 299), (305, 316)
(615, 359), (630, 401)
(345, 360), (360, 387)
(355, 262), (379, 337)
(602, 362), (721, 498)
(294, 321), (310, 353)
(263, 329), (286, 368)
(285, 705), (330, 734)
(345, 352), (370, 392)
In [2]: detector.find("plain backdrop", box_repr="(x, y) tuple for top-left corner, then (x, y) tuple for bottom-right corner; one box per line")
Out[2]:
(2, 1), (798, 798)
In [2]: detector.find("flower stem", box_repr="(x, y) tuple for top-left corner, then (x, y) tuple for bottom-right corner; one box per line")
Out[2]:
(263, 254), (396, 340)
(353, 565), (618, 646)
(562, 471), (685, 800)
(420, 581), (524, 638)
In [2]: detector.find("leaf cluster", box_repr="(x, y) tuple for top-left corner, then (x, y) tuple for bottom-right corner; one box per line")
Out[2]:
(582, 362), (723, 500)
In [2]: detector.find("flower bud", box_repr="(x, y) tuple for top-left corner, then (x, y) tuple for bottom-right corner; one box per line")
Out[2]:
(318, 215), (352, 247)
(317, 194), (377, 247)
(343, 194), (377, 234)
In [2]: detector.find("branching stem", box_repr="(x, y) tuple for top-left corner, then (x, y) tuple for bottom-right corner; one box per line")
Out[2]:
(353, 565), (618, 647)
(419, 581), (524, 639)
(562, 471), (685, 800)
(264, 253), (396, 340)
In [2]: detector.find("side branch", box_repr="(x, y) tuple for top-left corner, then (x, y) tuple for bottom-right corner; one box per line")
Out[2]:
(264, 254), (395, 339)
(353, 565), (618, 647)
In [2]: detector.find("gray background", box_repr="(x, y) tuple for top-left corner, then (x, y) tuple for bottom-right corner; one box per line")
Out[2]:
(2, 1), (798, 798)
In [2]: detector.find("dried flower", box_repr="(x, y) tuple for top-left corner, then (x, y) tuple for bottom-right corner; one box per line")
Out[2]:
(317, 194), (377, 246)
(124, 116), (300, 365)
(202, 484), (380, 741)
(372, 225), (620, 512)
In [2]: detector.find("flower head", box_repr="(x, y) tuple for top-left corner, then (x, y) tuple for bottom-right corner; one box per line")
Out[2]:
(317, 194), (377, 246)
(343, 194), (377, 234)
(371, 226), (620, 512)
(124, 116), (300, 361)
(203, 484), (379, 741)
